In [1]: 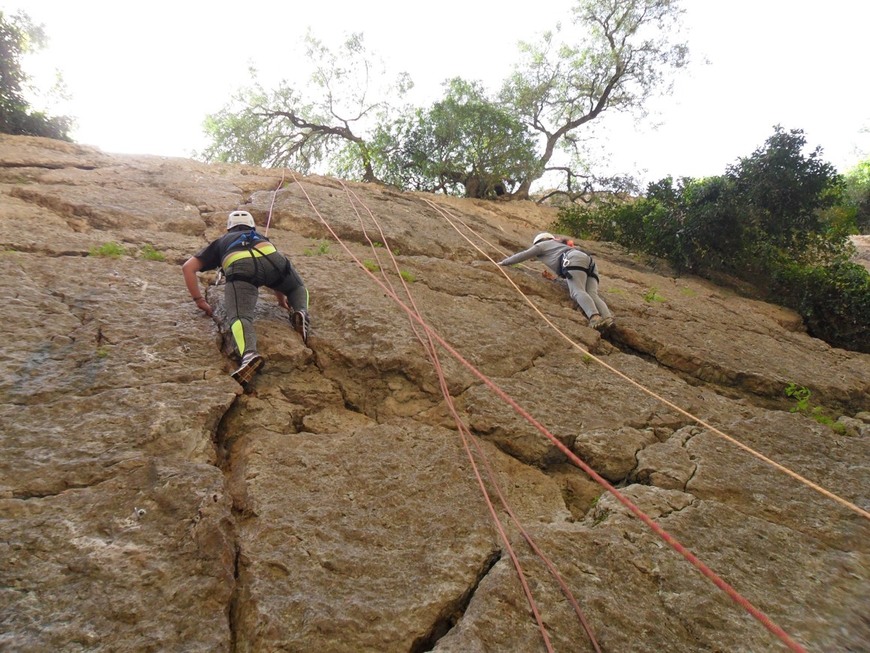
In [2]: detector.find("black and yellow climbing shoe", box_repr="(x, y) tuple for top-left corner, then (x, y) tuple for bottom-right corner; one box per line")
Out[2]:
(291, 309), (310, 345)
(231, 352), (264, 386)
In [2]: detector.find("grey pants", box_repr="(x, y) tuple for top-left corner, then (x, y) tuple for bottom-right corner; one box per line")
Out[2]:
(563, 251), (612, 320)
(224, 252), (308, 357)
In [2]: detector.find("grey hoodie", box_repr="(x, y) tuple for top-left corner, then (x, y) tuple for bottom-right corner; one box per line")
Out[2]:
(499, 239), (576, 274)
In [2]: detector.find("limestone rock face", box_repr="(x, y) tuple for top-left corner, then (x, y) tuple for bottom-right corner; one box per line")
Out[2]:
(1, 135), (868, 652)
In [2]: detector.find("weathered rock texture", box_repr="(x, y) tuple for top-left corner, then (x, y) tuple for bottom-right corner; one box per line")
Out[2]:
(1, 135), (868, 652)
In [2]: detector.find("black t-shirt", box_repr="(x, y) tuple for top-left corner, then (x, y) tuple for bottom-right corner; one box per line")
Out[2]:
(194, 228), (270, 271)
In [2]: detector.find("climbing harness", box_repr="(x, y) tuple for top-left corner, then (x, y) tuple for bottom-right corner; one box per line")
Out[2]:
(425, 197), (869, 522)
(224, 227), (270, 254)
(295, 178), (812, 653)
(559, 249), (599, 282)
(220, 229), (284, 284)
(222, 241), (278, 272)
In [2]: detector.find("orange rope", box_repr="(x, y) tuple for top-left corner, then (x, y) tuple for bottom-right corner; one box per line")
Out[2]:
(294, 176), (807, 653)
(423, 198), (870, 522)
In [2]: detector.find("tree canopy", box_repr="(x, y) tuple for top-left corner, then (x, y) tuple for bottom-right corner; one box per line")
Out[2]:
(200, 0), (689, 201)
(373, 78), (540, 198)
(502, 0), (688, 198)
(200, 32), (412, 183)
(0, 10), (72, 140)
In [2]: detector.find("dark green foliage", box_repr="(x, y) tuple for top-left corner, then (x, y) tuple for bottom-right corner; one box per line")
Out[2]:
(843, 160), (870, 233)
(0, 11), (72, 140)
(769, 256), (869, 352)
(728, 126), (842, 249)
(555, 127), (870, 352)
(557, 175), (742, 274)
(377, 78), (539, 198)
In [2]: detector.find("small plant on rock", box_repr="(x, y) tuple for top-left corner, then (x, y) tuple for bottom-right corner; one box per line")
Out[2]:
(785, 383), (812, 413)
(303, 241), (330, 256)
(643, 287), (666, 303)
(784, 383), (847, 434)
(89, 242), (125, 258)
(140, 244), (165, 261)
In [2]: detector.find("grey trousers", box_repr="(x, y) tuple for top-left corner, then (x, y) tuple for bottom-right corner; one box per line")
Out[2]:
(224, 252), (308, 357)
(563, 251), (612, 320)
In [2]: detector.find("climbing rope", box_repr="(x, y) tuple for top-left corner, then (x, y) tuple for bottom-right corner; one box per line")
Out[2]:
(339, 182), (596, 651)
(422, 198), (870, 523)
(263, 168), (287, 237)
(294, 176), (807, 653)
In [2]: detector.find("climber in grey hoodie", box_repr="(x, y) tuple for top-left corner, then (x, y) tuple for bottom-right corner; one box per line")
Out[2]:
(499, 232), (614, 331)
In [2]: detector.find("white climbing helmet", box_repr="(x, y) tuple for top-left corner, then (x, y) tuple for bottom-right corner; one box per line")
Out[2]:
(533, 232), (554, 245)
(227, 210), (255, 230)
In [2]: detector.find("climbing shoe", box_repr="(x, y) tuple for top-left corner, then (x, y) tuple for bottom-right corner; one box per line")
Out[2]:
(231, 352), (264, 387)
(588, 315), (605, 330)
(291, 309), (310, 345)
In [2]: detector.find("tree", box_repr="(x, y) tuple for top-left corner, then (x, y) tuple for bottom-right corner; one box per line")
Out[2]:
(200, 32), (411, 183)
(200, 1), (688, 200)
(501, 0), (688, 199)
(554, 126), (869, 351)
(0, 10), (72, 140)
(728, 126), (842, 251)
(376, 78), (540, 198)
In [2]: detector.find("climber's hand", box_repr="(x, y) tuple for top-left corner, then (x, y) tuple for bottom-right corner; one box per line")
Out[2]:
(274, 291), (290, 310)
(194, 297), (213, 317)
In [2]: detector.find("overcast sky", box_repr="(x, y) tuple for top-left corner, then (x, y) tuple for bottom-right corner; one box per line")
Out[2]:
(11, 0), (870, 186)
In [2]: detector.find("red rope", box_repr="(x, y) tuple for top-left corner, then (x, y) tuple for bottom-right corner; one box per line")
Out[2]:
(341, 181), (604, 651)
(293, 175), (808, 653)
(339, 182), (567, 651)
(423, 198), (870, 522)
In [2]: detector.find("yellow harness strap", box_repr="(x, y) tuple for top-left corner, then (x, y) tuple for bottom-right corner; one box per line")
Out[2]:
(222, 242), (277, 270)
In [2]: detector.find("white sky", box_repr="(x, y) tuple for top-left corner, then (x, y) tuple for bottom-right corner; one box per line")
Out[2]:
(9, 0), (870, 186)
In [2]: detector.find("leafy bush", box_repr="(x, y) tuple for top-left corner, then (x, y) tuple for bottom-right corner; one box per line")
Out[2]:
(843, 160), (870, 233)
(769, 257), (870, 352)
(553, 127), (870, 352)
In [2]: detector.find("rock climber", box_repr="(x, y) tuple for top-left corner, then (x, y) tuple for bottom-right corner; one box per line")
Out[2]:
(182, 210), (310, 384)
(498, 232), (614, 330)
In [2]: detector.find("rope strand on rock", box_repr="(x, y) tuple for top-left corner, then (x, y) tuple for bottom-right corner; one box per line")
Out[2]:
(422, 198), (870, 523)
(292, 174), (807, 653)
(263, 168), (286, 237)
(338, 181), (561, 652)
(340, 181), (605, 652)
